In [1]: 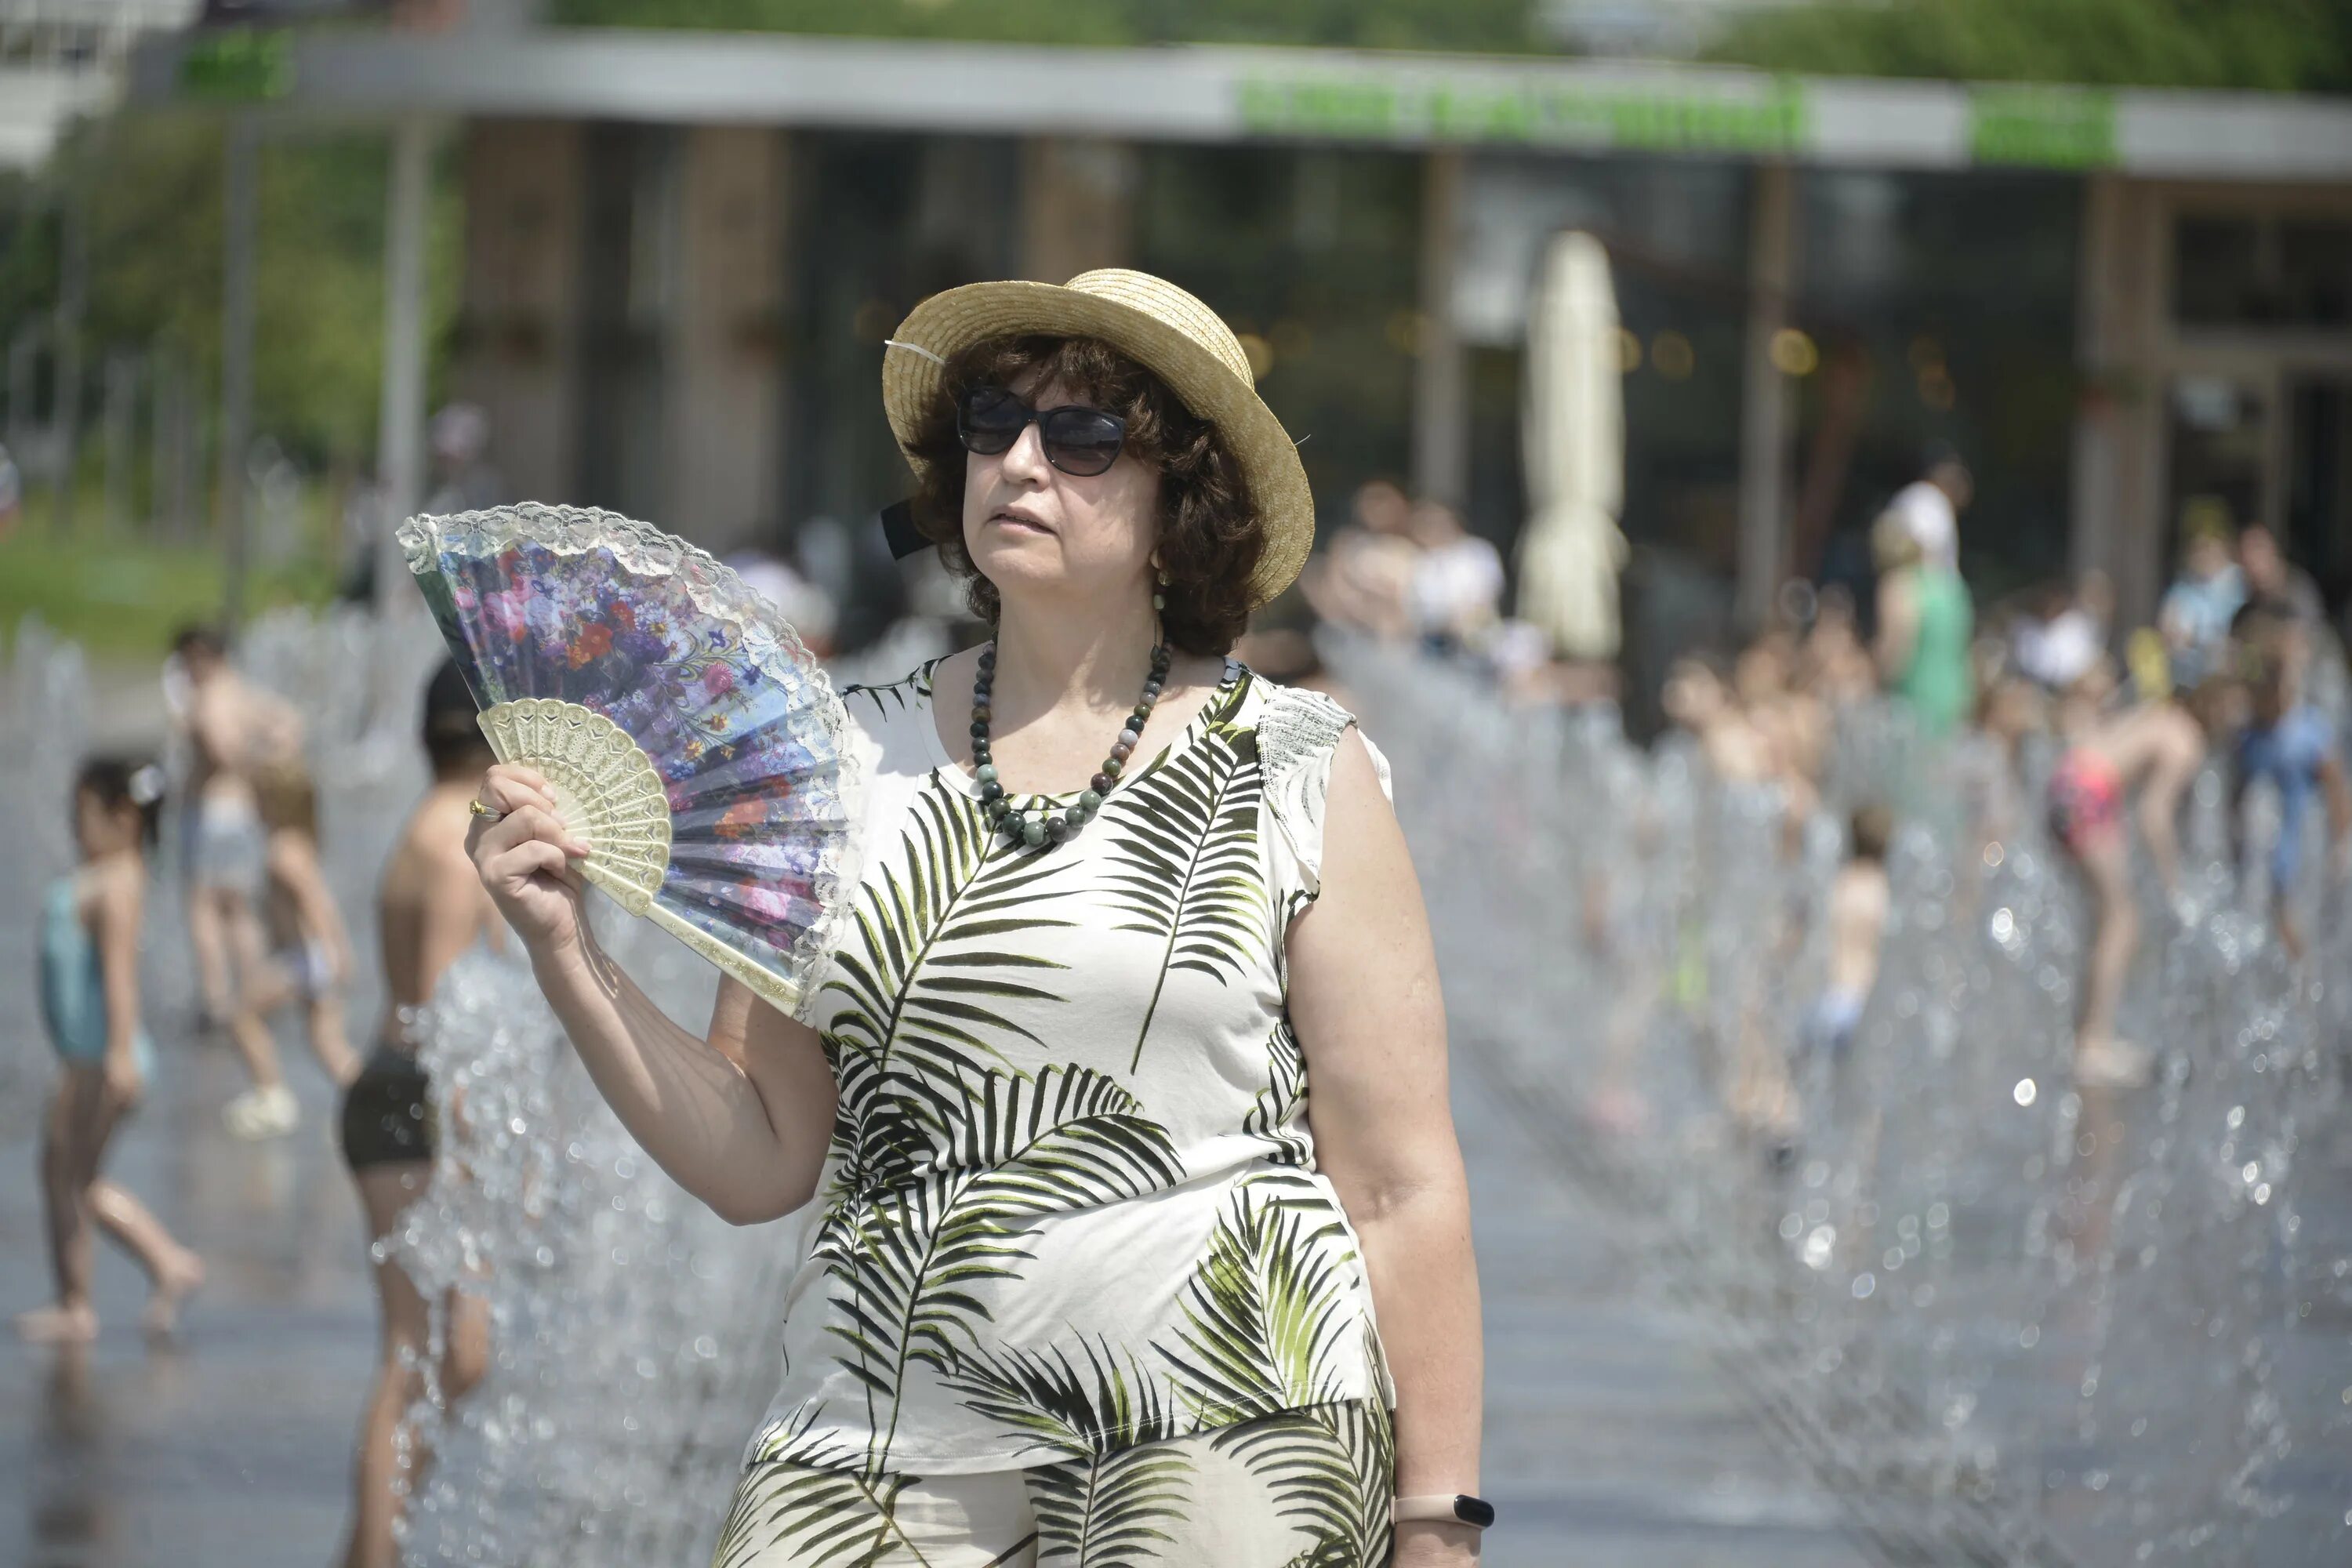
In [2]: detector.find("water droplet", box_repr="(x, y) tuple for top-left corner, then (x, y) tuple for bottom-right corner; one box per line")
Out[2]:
(2014, 1078), (2038, 1107)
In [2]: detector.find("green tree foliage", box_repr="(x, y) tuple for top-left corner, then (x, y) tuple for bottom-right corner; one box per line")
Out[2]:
(0, 115), (460, 474)
(550, 0), (1548, 53)
(1710, 0), (2352, 95)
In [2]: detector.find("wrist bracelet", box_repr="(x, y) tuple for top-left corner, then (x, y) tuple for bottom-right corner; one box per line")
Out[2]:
(1391, 1494), (1495, 1530)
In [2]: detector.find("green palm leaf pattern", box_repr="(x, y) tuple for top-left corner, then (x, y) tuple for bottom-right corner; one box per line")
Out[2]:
(1211, 1394), (1396, 1567)
(717, 1409), (928, 1568)
(1099, 683), (1267, 1073)
(941, 1335), (1185, 1459)
(815, 1065), (1183, 1472)
(1155, 1172), (1359, 1428)
(1241, 1018), (1312, 1168)
(821, 782), (1080, 1199)
(942, 1338), (1196, 1567)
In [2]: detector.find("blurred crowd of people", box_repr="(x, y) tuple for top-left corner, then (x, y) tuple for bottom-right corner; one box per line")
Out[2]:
(1642, 452), (2345, 1128)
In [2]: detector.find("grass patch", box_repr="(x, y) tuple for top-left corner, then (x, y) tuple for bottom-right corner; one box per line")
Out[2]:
(1, 492), (339, 659)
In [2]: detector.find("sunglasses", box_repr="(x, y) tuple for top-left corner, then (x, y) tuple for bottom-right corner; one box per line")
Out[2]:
(955, 385), (1128, 477)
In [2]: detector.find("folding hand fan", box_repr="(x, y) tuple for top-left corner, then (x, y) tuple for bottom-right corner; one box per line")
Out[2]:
(397, 503), (862, 1011)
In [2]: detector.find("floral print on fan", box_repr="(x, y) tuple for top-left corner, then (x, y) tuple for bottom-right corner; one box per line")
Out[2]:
(408, 523), (854, 987)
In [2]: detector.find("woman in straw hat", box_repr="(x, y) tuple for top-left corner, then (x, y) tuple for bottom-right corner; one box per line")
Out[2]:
(470, 270), (1485, 1566)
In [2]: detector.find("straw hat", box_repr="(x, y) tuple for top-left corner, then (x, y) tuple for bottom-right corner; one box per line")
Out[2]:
(881, 268), (1314, 612)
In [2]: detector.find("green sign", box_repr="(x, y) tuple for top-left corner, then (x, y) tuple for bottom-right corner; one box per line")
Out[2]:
(180, 29), (294, 103)
(1238, 73), (1809, 156)
(1969, 85), (2116, 170)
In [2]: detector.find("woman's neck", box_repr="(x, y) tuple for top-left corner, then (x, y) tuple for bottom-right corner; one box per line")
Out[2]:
(987, 598), (1163, 724)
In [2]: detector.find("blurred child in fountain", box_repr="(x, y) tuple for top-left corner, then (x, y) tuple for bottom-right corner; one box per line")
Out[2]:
(1663, 653), (1772, 783)
(2047, 657), (2206, 1089)
(2012, 571), (2112, 694)
(1804, 805), (1892, 1077)
(1663, 652), (1805, 1152)
(2228, 606), (2352, 961)
(17, 759), (205, 1345)
(1301, 477), (1420, 641)
(336, 659), (498, 1568)
(242, 762), (360, 1087)
(1406, 498), (1504, 655)
(1798, 584), (1880, 710)
(1951, 665), (2046, 923)
(1735, 628), (1828, 822)
(172, 624), (310, 1138)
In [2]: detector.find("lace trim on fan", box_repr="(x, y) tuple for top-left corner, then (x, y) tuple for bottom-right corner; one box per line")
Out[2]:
(396, 503), (867, 1006)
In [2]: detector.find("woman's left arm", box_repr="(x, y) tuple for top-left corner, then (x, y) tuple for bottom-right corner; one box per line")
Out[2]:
(1288, 729), (1483, 1567)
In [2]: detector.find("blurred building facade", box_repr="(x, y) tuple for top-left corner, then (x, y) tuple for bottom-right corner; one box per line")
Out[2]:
(132, 27), (2352, 644)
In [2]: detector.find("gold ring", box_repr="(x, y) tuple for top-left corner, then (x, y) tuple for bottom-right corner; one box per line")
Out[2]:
(469, 798), (504, 822)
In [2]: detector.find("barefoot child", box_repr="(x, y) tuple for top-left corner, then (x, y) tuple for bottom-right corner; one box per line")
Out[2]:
(249, 761), (361, 1087)
(2048, 661), (2206, 1088)
(17, 759), (205, 1343)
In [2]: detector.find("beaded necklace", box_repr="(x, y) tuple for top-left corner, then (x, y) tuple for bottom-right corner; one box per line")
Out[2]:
(970, 640), (1171, 848)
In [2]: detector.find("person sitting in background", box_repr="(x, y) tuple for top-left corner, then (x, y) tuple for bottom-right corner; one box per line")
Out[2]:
(1872, 515), (1975, 739)
(2230, 607), (2352, 960)
(248, 762), (361, 1087)
(1407, 498), (1504, 655)
(2157, 498), (2245, 693)
(1301, 477), (1419, 641)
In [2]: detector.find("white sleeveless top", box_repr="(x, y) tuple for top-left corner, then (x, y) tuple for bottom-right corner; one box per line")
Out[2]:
(745, 658), (1399, 1477)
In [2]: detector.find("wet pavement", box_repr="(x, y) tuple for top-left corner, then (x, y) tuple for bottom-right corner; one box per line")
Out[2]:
(0, 1044), (376, 1568)
(0, 958), (1875, 1568)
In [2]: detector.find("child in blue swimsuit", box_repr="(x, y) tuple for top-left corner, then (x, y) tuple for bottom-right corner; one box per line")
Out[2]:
(17, 758), (205, 1344)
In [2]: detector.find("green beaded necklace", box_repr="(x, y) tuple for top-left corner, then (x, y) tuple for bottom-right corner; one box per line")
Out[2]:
(971, 637), (1171, 848)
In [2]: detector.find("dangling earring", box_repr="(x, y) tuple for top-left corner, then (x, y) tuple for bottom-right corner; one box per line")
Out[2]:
(1152, 566), (1168, 614)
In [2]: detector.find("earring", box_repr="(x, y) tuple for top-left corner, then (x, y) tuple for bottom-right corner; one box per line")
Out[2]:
(1152, 570), (1168, 613)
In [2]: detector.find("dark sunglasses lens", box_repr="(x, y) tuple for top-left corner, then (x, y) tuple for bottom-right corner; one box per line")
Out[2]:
(957, 387), (1024, 454)
(1042, 409), (1126, 476)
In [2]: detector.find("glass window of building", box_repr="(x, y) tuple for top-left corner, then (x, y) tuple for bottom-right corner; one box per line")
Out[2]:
(1796, 170), (2079, 607)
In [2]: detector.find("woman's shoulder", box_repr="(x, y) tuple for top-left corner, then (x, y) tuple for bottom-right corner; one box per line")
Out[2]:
(1240, 671), (1360, 775)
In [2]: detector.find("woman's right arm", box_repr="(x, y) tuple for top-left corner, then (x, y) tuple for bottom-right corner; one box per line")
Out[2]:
(471, 763), (837, 1225)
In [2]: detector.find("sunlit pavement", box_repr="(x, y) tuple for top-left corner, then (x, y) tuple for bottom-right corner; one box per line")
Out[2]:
(0, 996), (1872, 1568)
(0, 1040), (375, 1568)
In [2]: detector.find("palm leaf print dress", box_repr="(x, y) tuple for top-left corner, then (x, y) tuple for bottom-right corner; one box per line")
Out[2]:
(716, 658), (1401, 1568)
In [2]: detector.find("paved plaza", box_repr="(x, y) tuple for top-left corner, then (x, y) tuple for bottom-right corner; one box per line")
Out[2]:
(0, 982), (1873, 1568)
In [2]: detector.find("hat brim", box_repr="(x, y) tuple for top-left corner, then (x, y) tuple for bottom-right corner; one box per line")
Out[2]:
(882, 280), (1313, 613)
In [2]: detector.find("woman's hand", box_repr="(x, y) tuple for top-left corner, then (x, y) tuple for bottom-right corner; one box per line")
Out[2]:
(467, 763), (594, 960)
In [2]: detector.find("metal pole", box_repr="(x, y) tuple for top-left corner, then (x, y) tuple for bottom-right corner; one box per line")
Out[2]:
(104, 350), (138, 537)
(1411, 147), (1469, 512)
(375, 115), (433, 615)
(219, 114), (260, 626)
(1735, 162), (1795, 631)
(52, 188), (86, 535)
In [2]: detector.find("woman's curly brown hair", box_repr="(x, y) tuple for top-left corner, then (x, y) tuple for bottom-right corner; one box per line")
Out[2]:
(904, 334), (1266, 657)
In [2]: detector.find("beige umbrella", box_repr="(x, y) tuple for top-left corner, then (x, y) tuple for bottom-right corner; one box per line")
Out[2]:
(1516, 230), (1628, 662)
